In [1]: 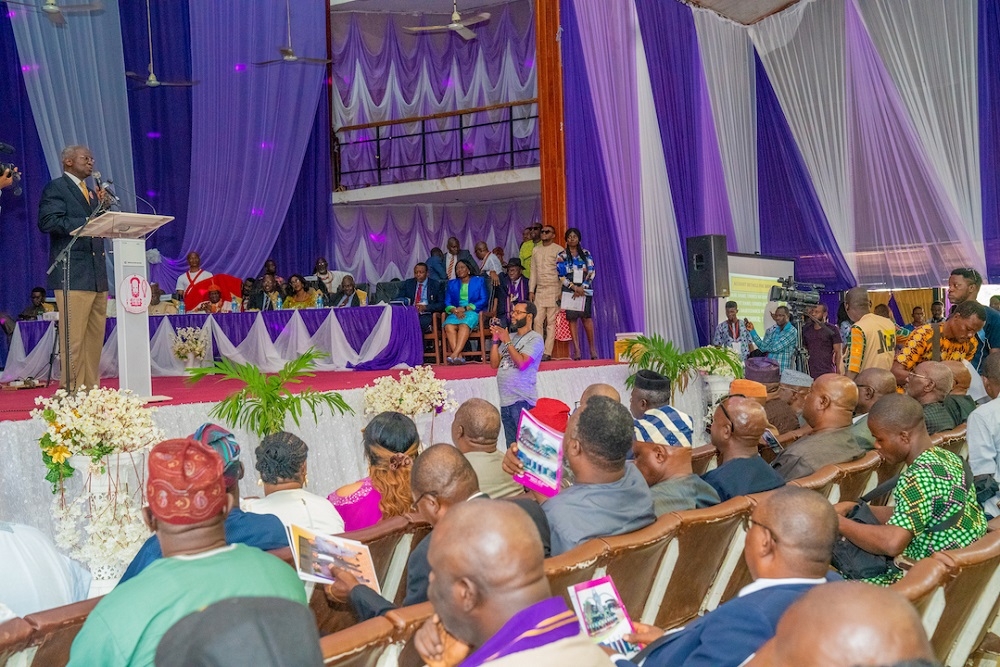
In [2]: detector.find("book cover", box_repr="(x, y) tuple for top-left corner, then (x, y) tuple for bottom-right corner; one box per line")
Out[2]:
(287, 524), (381, 593)
(512, 409), (564, 497)
(567, 575), (640, 658)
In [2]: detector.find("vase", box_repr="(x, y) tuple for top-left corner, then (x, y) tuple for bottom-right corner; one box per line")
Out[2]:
(412, 412), (436, 451)
(184, 352), (198, 368)
(702, 374), (732, 408)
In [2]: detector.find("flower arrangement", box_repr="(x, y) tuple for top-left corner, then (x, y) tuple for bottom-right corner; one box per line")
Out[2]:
(691, 347), (743, 378)
(363, 365), (458, 417)
(52, 489), (149, 578)
(33, 387), (164, 492)
(172, 326), (207, 360)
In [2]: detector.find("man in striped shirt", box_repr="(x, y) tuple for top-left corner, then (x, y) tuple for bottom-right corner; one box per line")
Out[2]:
(629, 370), (696, 449)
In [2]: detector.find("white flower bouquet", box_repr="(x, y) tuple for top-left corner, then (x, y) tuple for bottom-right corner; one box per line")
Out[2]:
(691, 346), (744, 378)
(172, 326), (207, 360)
(363, 365), (458, 417)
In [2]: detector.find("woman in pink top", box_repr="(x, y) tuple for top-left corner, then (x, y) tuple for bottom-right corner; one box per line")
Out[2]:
(328, 412), (420, 531)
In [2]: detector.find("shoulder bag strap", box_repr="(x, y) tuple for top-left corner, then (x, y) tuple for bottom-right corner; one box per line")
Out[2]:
(931, 323), (942, 362)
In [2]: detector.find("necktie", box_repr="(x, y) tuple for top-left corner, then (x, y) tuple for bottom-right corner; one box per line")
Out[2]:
(448, 255), (456, 279)
(79, 181), (90, 203)
(415, 282), (423, 304)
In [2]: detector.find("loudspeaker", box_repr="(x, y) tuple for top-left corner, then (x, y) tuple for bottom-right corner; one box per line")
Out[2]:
(686, 235), (729, 298)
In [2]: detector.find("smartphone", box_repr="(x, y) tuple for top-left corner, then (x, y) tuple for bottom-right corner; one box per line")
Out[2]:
(761, 429), (784, 455)
(490, 317), (501, 328)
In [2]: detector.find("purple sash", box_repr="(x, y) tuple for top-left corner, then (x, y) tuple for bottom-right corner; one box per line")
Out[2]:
(459, 597), (581, 667)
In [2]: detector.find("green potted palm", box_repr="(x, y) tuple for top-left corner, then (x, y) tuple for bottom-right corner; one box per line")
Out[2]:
(620, 334), (744, 403)
(186, 348), (352, 437)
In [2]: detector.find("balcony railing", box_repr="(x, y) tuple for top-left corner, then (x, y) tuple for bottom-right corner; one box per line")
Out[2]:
(333, 98), (540, 190)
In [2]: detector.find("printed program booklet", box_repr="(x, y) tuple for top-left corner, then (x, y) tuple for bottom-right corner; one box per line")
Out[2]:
(287, 524), (380, 593)
(513, 409), (564, 497)
(567, 575), (641, 658)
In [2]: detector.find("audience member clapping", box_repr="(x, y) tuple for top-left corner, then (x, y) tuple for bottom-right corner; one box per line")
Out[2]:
(328, 411), (420, 531)
(702, 396), (785, 500)
(243, 431), (345, 534)
(904, 361), (958, 435)
(452, 398), (523, 498)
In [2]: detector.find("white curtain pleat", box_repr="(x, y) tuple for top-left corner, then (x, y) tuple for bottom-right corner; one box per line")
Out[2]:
(749, 0), (856, 280)
(635, 7), (698, 351)
(854, 0), (983, 266)
(693, 9), (759, 254)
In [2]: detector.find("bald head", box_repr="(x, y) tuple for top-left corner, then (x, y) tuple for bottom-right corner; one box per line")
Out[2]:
(746, 487), (836, 581)
(427, 500), (549, 647)
(757, 582), (934, 667)
(580, 383), (621, 407)
(451, 398), (501, 453)
(802, 374), (858, 430)
(905, 361), (953, 404)
(854, 368), (898, 416)
(411, 444), (479, 506)
(711, 396), (767, 458)
(942, 361), (970, 396)
(844, 287), (871, 320)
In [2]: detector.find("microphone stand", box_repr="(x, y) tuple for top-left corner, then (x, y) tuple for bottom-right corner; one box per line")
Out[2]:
(45, 193), (106, 391)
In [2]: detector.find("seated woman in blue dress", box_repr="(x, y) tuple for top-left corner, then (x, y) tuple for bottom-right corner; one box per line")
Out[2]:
(444, 259), (489, 364)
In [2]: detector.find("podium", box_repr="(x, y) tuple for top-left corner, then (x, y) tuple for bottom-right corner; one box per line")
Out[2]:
(76, 212), (173, 397)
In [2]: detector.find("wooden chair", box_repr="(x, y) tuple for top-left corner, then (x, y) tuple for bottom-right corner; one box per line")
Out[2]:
(387, 601), (436, 667)
(423, 312), (443, 365)
(937, 426), (968, 460)
(393, 519), (433, 607)
(890, 557), (954, 642)
(446, 312), (489, 364)
(0, 617), (34, 666)
(20, 597), (101, 667)
(543, 538), (609, 607)
(787, 464), (840, 500)
(690, 445), (718, 475)
(651, 496), (754, 630)
(831, 450), (882, 503)
(599, 514), (683, 624)
(319, 615), (397, 667)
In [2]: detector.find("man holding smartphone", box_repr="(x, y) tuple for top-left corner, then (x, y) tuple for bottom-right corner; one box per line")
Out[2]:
(491, 301), (544, 446)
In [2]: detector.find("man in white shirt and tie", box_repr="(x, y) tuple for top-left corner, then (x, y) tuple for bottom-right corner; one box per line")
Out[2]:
(444, 236), (477, 281)
(402, 263), (444, 333)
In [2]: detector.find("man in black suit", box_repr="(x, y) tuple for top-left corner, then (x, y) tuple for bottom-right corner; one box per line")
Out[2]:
(400, 262), (445, 333)
(38, 145), (110, 391)
(444, 236), (478, 280)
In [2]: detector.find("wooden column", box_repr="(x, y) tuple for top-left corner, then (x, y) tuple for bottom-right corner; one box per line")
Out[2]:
(535, 0), (567, 237)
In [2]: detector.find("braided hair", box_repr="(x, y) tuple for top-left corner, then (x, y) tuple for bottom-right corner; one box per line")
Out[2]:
(255, 431), (308, 485)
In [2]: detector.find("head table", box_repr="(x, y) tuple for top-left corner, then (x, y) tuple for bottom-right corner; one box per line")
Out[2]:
(1, 306), (423, 382)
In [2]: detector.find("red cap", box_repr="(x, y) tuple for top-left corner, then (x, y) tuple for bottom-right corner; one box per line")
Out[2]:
(529, 398), (571, 433)
(146, 438), (227, 525)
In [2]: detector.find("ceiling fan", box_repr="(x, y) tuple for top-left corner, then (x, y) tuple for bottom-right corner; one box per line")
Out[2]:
(254, 0), (331, 66)
(3, 0), (103, 26)
(126, 0), (198, 88)
(403, 0), (491, 41)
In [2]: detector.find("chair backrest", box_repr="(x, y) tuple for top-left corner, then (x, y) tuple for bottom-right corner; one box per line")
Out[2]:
(342, 515), (415, 594)
(598, 513), (683, 623)
(22, 596), (101, 667)
(386, 601), (436, 667)
(832, 450), (882, 503)
(373, 281), (404, 305)
(393, 519), (433, 607)
(925, 530), (1000, 666)
(652, 496), (754, 630)
(691, 445), (718, 475)
(889, 557), (954, 642)
(787, 464), (840, 500)
(936, 426), (968, 459)
(0, 618), (34, 666)
(543, 538), (609, 607)
(319, 615), (397, 667)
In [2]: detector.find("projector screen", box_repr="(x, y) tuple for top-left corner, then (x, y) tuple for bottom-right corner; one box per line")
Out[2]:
(717, 254), (796, 334)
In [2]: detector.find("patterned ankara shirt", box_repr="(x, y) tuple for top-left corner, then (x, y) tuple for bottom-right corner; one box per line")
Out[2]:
(749, 323), (798, 372)
(866, 447), (986, 585)
(712, 319), (753, 362)
(894, 324), (978, 370)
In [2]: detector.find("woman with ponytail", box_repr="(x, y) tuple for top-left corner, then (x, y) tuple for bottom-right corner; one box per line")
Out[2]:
(243, 431), (345, 534)
(328, 412), (420, 531)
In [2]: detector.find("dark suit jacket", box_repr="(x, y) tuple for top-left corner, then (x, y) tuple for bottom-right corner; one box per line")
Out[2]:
(245, 290), (280, 311)
(38, 174), (108, 292)
(617, 582), (824, 667)
(444, 250), (479, 277)
(331, 291), (362, 308)
(400, 278), (445, 312)
(426, 255), (447, 283)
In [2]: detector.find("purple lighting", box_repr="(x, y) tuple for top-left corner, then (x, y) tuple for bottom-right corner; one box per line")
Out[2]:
(146, 190), (158, 198)
(443, 76), (453, 89)
(146, 131), (161, 139)
(250, 207), (264, 216)
(524, 57), (535, 69)
(368, 233), (386, 243)
(259, 141), (274, 150)
(234, 63), (247, 72)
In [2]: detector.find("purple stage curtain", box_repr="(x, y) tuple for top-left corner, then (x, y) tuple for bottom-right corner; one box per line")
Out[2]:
(561, 0), (638, 359)
(0, 8), (51, 320)
(331, 1), (537, 188)
(150, 0), (326, 291)
(982, 0), (1000, 283)
(120, 0), (193, 262)
(269, 85), (335, 279)
(756, 53), (854, 293)
(845, 0), (981, 288)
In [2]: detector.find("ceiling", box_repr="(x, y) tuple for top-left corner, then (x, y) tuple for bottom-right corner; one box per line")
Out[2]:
(330, 0), (512, 13)
(682, 0), (801, 25)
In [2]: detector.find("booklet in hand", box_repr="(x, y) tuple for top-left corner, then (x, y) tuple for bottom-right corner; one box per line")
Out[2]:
(512, 409), (564, 497)
(567, 575), (641, 658)
(287, 524), (381, 593)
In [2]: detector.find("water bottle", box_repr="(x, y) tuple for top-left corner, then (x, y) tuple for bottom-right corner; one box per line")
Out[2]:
(178, 299), (185, 315)
(276, 295), (283, 309)
(231, 295), (238, 312)
(316, 292), (324, 308)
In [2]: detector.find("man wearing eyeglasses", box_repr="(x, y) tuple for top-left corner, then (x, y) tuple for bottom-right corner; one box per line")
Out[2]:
(892, 299), (986, 386)
(702, 396), (785, 501)
(947, 267), (1000, 372)
(491, 301), (544, 446)
(528, 224), (564, 361)
(903, 361), (958, 436)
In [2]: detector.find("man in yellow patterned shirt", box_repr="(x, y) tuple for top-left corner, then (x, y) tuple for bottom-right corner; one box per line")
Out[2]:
(891, 300), (986, 386)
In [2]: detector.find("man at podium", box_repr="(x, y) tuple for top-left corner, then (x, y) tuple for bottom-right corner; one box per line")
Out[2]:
(38, 144), (110, 391)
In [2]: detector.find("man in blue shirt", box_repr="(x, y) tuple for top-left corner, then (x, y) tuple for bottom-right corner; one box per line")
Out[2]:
(748, 306), (798, 372)
(947, 267), (1000, 371)
(702, 396), (784, 501)
(118, 424), (287, 584)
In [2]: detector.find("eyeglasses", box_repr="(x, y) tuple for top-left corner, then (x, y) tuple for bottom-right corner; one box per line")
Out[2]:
(715, 394), (747, 435)
(908, 370), (930, 381)
(410, 491), (436, 512)
(540, 229), (554, 235)
(743, 515), (779, 542)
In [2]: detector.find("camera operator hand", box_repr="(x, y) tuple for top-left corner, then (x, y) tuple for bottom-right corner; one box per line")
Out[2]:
(0, 166), (18, 190)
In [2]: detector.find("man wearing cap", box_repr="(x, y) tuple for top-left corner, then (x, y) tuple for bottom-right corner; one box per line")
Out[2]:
(491, 300), (545, 446)
(496, 257), (529, 327)
(777, 369), (814, 430)
(68, 438), (306, 667)
(746, 358), (800, 436)
(702, 396), (785, 500)
(630, 370), (697, 452)
(770, 374), (866, 482)
(712, 301), (753, 362)
(117, 424), (289, 584)
(747, 306), (798, 372)
(194, 283), (233, 314)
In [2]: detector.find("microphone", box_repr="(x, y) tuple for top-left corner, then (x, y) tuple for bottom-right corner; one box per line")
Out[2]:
(93, 170), (120, 205)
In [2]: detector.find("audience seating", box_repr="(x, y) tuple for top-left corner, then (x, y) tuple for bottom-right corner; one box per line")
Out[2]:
(891, 557), (954, 642)
(13, 597), (101, 667)
(0, 618), (34, 665)
(319, 615), (398, 666)
(423, 312), (443, 365)
(690, 445), (717, 475)
(935, 426), (968, 460)
(599, 514), (683, 623)
(386, 601), (436, 667)
(543, 539), (609, 607)
(830, 450), (882, 503)
(787, 464), (840, 499)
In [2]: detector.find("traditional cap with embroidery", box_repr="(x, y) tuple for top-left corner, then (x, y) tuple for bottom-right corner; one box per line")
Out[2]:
(147, 438), (227, 525)
(192, 423), (241, 485)
(780, 369), (814, 388)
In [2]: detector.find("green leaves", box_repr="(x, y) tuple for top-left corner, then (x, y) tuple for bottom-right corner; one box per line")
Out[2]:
(622, 335), (745, 401)
(185, 348), (353, 438)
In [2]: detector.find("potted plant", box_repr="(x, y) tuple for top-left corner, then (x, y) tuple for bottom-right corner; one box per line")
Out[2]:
(185, 348), (352, 438)
(620, 334), (744, 401)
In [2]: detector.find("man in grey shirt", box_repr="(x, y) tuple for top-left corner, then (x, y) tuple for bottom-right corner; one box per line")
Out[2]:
(540, 396), (656, 555)
(632, 440), (719, 516)
(490, 300), (545, 446)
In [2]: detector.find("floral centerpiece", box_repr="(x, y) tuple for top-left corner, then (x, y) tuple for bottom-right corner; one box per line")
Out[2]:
(363, 365), (458, 417)
(691, 347), (743, 378)
(33, 387), (165, 579)
(172, 326), (207, 361)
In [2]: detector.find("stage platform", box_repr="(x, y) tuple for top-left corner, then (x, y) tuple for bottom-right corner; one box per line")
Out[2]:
(1, 359), (711, 544)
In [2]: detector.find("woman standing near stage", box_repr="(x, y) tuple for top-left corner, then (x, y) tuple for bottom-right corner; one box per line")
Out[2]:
(557, 227), (597, 360)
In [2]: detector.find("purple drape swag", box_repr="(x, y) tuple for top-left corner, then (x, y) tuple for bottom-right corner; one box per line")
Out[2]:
(981, 0), (1000, 283)
(755, 53), (854, 292)
(845, 0), (981, 288)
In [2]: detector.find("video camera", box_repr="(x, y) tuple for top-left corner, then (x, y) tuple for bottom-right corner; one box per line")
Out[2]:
(0, 141), (21, 196)
(768, 276), (822, 314)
